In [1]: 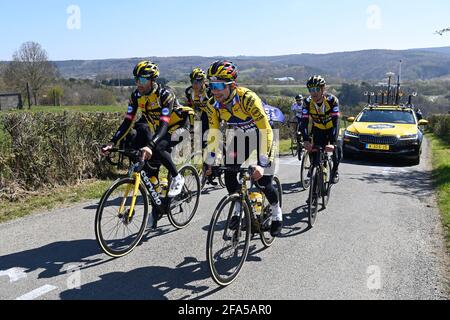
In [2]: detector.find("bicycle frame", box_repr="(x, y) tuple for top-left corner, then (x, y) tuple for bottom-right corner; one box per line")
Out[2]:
(310, 148), (332, 197)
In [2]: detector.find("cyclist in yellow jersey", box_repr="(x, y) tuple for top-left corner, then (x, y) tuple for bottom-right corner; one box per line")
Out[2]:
(101, 61), (188, 197)
(185, 68), (218, 186)
(204, 60), (283, 237)
(300, 75), (341, 185)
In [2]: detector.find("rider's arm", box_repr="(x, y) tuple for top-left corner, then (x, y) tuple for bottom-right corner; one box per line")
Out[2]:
(185, 86), (193, 107)
(110, 93), (138, 145)
(205, 99), (220, 166)
(330, 96), (341, 145)
(242, 91), (273, 167)
(148, 88), (175, 150)
(300, 102), (311, 142)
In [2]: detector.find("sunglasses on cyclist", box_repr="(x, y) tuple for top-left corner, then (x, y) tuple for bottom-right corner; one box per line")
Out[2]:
(308, 87), (322, 93)
(135, 77), (150, 85)
(209, 81), (233, 91)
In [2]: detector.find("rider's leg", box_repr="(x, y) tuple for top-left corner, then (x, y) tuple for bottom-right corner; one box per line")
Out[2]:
(151, 134), (185, 197)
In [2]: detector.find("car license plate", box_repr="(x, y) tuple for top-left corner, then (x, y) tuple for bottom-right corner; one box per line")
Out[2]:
(366, 144), (390, 151)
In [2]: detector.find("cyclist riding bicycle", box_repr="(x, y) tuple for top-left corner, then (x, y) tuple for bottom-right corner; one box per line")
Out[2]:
(300, 75), (341, 186)
(204, 60), (283, 237)
(101, 60), (190, 198)
(185, 67), (218, 186)
(291, 94), (304, 134)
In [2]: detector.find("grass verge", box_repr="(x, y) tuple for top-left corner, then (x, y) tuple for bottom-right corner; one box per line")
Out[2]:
(8, 105), (124, 113)
(0, 179), (114, 223)
(428, 133), (450, 253)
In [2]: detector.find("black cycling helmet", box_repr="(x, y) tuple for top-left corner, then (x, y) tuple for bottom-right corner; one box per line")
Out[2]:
(306, 75), (326, 88)
(295, 94), (304, 101)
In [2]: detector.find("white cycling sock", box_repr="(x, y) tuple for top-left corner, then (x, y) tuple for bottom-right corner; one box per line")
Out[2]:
(271, 204), (283, 221)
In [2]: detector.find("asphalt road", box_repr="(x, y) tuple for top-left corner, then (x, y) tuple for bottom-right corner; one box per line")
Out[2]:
(0, 138), (448, 300)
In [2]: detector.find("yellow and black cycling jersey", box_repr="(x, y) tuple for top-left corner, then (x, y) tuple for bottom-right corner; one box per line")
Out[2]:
(204, 86), (273, 167)
(185, 85), (211, 113)
(111, 84), (194, 149)
(300, 93), (340, 144)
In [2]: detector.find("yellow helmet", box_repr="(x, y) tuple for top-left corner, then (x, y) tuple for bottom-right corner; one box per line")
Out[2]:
(190, 68), (206, 82)
(207, 60), (238, 81)
(133, 61), (159, 80)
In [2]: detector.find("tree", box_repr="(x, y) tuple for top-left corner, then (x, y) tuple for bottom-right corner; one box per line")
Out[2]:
(3, 41), (57, 106)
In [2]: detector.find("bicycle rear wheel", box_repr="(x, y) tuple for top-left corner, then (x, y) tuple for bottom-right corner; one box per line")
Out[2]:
(207, 195), (251, 286)
(307, 167), (319, 228)
(260, 175), (283, 248)
(168, 164), (201, 229)
(95, 178), (149, 258)
(190, 151), (207, 190)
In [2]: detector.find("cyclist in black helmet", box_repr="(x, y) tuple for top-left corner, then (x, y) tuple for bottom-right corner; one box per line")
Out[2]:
(300, 75), (341, 185)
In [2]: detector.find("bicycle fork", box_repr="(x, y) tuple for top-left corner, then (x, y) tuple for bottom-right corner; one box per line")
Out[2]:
(118, 172), (141, 222)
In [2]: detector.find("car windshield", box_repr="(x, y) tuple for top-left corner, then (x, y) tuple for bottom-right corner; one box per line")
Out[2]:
(357, 110), (416, 124)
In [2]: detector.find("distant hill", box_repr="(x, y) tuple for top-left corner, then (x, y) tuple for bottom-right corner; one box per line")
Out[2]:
(4, 47), (450, 82)
(411, 46), (450, 54)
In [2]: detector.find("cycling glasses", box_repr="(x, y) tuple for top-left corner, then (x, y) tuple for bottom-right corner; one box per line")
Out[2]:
(308, 87), (322, 93)
(209, 81), (233, 91)
(135, 77), (150, 85)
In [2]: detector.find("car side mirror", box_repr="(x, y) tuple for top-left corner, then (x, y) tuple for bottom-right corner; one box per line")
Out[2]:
(418, 119), (428, 126)
(347, 117), (355, 123)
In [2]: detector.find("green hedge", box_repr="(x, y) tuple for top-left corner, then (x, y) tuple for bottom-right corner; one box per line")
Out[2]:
(0, 112), (122, 200)
(427, 114), (450, 142)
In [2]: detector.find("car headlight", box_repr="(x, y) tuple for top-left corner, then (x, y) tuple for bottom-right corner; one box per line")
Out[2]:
(399, 134), (418, 140)
(344, 130), (359, 138)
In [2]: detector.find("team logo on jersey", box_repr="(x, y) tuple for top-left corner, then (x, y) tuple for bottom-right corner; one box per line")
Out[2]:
(332, 107), (340, 112)
(302, 109), (309, 114)
(127, 106), (133, 113)
(162, 108), (170, 116)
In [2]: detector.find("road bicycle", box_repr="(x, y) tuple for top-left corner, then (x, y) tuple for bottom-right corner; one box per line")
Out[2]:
(307, 147), (333, 228)
(95, 149), (200, 258)
(206, 166), (283, 286)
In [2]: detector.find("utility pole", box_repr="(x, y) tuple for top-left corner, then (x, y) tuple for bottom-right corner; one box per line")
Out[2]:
(26, 82), (31, 109)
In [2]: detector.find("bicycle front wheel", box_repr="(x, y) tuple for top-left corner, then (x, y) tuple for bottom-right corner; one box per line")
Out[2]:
(300, 151), (312, 190)
(291, 137), (298, 157)
(307, 167), (319, 228)
(95, 178), (149, 258)
(207, 195), (251, 286)
(168, 164), (201, 229)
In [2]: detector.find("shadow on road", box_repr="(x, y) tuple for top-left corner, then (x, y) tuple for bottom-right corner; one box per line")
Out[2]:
(59, 256), (212, 300)
(347, 167), (434, 201)
(341, 155), (417, 168)
(59, 244), (265, 300)
(280, 205), (312, 238)
(0, 239), (112, 280)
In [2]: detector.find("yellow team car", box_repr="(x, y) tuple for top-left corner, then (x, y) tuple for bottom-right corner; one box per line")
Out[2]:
(343, 105), (428, 165)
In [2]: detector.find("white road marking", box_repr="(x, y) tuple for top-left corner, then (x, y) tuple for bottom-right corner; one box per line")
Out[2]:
(16, 285), (58, 300)
(0, 268), (27, 283)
